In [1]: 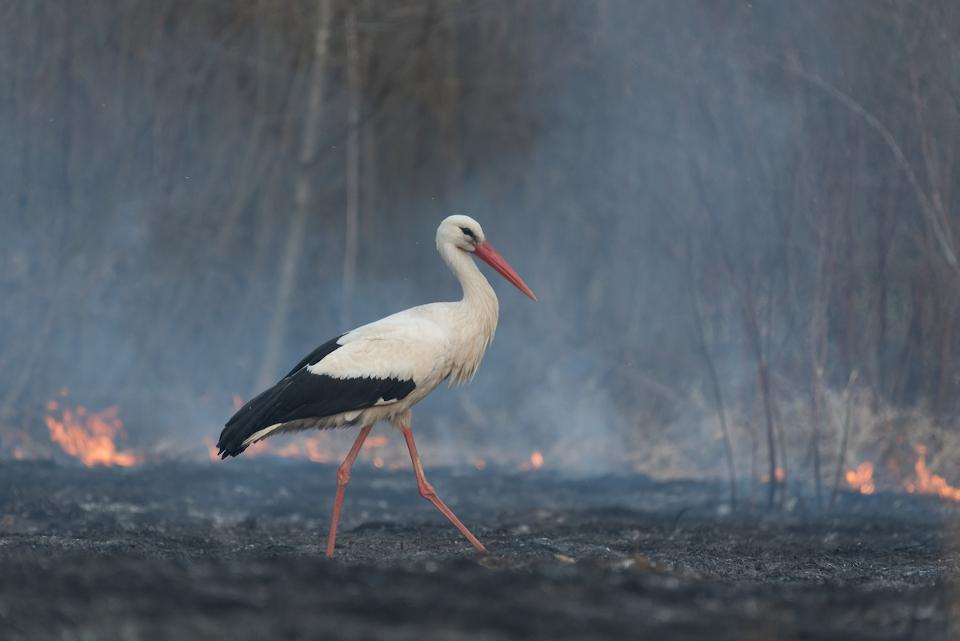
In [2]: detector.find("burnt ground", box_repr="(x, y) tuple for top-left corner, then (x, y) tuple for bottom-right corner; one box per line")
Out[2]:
(1, 460), (959, 640)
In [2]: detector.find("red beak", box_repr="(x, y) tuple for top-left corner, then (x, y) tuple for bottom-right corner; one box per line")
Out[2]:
(473, 241), (538, 301)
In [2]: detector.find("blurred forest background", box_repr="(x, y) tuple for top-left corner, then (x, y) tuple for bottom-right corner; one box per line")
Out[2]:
(2, 1), (960, 505)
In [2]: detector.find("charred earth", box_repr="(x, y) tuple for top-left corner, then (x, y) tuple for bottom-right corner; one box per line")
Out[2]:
(0, 460), (957, 640)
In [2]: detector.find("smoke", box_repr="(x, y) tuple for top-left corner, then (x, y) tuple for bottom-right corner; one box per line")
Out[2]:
(2, 2), (960, 486)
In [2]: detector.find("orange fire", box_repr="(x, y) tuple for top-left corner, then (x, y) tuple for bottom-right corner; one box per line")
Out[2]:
(366, 435), (388, 448)
(44, 401), (141, 467)
(519, 450), (545, 471)
(274, 435), (338, 463)
(904, 446), (960, 502)
(531, 450), (544, 469)
(204, 431), (391, 465)
(204, 437), (220, 463)
(845, 462), (875, 495)
(760, 466), (786, 483)
(846, 447), (960, 502)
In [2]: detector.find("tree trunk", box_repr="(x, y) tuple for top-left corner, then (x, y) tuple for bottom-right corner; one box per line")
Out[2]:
(685, 240), (737, 508)
(341, 4), (361, 328)
(255, 0), (331, 390)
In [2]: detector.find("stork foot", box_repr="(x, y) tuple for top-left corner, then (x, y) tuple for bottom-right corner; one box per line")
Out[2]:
(402, 424), (489, 554)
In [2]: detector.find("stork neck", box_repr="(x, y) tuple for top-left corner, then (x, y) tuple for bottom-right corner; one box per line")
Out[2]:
(437, 240), (500, 382)
(439, 243), (495, 304)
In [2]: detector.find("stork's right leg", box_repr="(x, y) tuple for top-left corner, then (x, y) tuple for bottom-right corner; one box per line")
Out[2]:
(326, 423), (373, 558)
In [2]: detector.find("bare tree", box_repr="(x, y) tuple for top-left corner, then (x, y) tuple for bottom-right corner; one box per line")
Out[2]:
(256, 0), (332, 390)
(807, 213), (836, 509)
(341, 3), (361, 328)
(684, 236), (738, 508)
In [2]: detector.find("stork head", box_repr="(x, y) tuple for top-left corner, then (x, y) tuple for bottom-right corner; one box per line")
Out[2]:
(437, 215), (537, 301)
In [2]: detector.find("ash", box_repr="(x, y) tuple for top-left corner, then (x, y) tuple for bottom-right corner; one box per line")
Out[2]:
(0, 460), (956, 640)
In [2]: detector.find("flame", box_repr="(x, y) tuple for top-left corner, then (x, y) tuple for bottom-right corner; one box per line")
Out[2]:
(221, 431), (390, 465)
(273, 436), (336, 463)
(904, 446), (960, 502)
(845, 462), (875, 495)
(520, 450), (545, 471)
(531, 450), (544, 469)
(845, 448), (960, 502)
(366, 435), (388, 448)
(760, 466), (786, 483)
(204, 437), (220, 463)
(44, 403), (141, 467)
(303, 436), (338, 463)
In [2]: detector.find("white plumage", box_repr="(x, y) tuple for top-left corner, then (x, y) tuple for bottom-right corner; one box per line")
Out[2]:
(217, 214), (536, 557)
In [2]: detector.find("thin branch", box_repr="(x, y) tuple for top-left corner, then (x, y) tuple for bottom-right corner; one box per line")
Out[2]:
(782, 59), (959, 275)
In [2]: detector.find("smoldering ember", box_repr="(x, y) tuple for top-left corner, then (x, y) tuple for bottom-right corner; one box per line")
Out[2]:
(4, 2), (960, 640)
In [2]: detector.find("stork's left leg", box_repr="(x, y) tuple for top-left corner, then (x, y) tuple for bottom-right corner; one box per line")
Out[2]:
(400, 424), (488, 554)
(326, 423), (373, 559)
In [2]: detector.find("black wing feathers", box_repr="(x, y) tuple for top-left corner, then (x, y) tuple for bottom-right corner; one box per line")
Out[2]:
(216, 336), (415, 458)
(283, 335), (344, 378)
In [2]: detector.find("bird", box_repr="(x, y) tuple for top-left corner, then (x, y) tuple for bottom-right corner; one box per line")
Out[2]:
(217, 215), (537, 558)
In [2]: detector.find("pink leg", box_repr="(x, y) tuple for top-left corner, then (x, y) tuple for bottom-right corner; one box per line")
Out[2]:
(326, 424), (374, 558)
(401, 424), (488, 554)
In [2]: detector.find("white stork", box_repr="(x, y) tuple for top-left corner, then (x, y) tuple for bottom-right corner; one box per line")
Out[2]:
(217, 215), (537, 557)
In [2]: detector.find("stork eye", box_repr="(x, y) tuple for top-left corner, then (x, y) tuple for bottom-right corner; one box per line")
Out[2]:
(459, 226), (477, 240)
